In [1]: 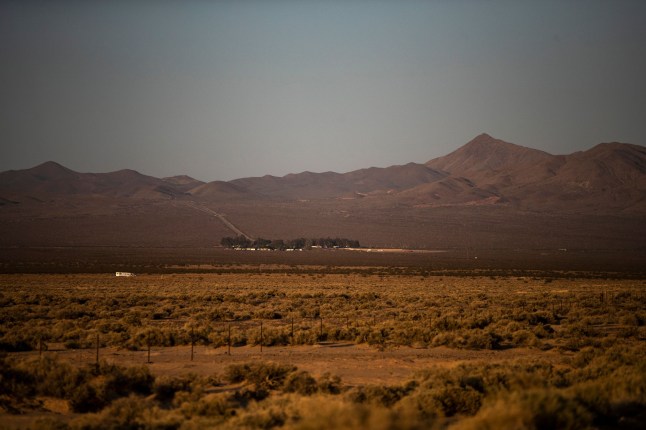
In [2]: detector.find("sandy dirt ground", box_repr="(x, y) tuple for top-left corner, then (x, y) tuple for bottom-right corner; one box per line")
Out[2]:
(21, 342), (562, 387)
(1, 343), (565, 429)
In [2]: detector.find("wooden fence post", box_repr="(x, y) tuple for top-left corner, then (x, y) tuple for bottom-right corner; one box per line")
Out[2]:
(147, 332), (151, 364)
(228, 324), (231, 355)
(95, 333), (100, 371)
(190, 327), (195, 362)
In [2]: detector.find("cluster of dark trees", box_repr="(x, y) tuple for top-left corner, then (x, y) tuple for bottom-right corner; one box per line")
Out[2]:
(220, 236), (360, 250)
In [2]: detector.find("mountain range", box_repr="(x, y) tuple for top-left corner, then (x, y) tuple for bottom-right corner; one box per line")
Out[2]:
(1, 134), (644, 250)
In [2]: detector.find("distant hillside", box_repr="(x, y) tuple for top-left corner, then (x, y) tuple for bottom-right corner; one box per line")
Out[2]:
(425, 134), (645, 212)
(188, 181), (260, 200)
(2, 135), (644, 212)
(0, 161), (187, 201)
(0, 134), (644, 251)
(229, 163), (448, 200)
(426, 133), (564, 187)
(222, 133), (645, 212)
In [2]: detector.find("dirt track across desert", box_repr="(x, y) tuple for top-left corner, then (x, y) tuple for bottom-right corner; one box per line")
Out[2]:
(182, 201), (254, 240)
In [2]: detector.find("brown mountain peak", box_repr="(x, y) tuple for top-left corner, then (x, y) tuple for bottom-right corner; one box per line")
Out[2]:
(470, 133), (496, 143)
(584, 141), (645, 156)
(426, 135), (562, 189)
(428, 135), (552, 169)
(163, 175), (203, 186)
(461, 133), (543, 154)
(30, 161), (77, 177)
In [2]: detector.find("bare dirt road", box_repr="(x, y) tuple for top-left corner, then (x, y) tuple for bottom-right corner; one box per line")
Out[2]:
(182, 201), (254, 240)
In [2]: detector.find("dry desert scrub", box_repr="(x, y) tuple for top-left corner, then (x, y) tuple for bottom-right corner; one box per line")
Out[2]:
(0, 271), (645, 428)
(0, 273), (644, 353)
(1, 343), (645, 429)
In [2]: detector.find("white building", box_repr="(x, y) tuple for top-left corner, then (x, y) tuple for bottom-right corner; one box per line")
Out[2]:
(115, 272), (136, 277)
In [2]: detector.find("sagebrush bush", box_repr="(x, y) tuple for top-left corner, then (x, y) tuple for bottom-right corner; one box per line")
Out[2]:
(346, 383), (416, 408)
(2, 355), (155, 413)
(225, 362), (296, 390)
(153, 375), (196, 403)
(283, 370), (318, 396)
(452, 389), (593, 430)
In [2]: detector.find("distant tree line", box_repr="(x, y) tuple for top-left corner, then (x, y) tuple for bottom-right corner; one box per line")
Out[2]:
(220, 236), (360, 250)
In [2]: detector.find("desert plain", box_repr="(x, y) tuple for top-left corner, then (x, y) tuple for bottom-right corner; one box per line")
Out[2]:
(1, 258), (645, 429)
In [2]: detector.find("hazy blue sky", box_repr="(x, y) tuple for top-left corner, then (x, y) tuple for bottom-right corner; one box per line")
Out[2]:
(1, 0), (645, 181)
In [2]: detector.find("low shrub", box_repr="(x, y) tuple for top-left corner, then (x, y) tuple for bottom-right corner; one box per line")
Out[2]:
(153, 375), (196, 403)
(347, 383), (416, 407)
(225, 362), (296, 390)
(283, 370), (318, 396)
(453, 389), (593, 430)
(317, 372), (343, 395)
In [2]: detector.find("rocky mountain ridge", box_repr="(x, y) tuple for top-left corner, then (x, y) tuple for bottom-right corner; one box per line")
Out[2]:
(2, 134), (643, 213)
